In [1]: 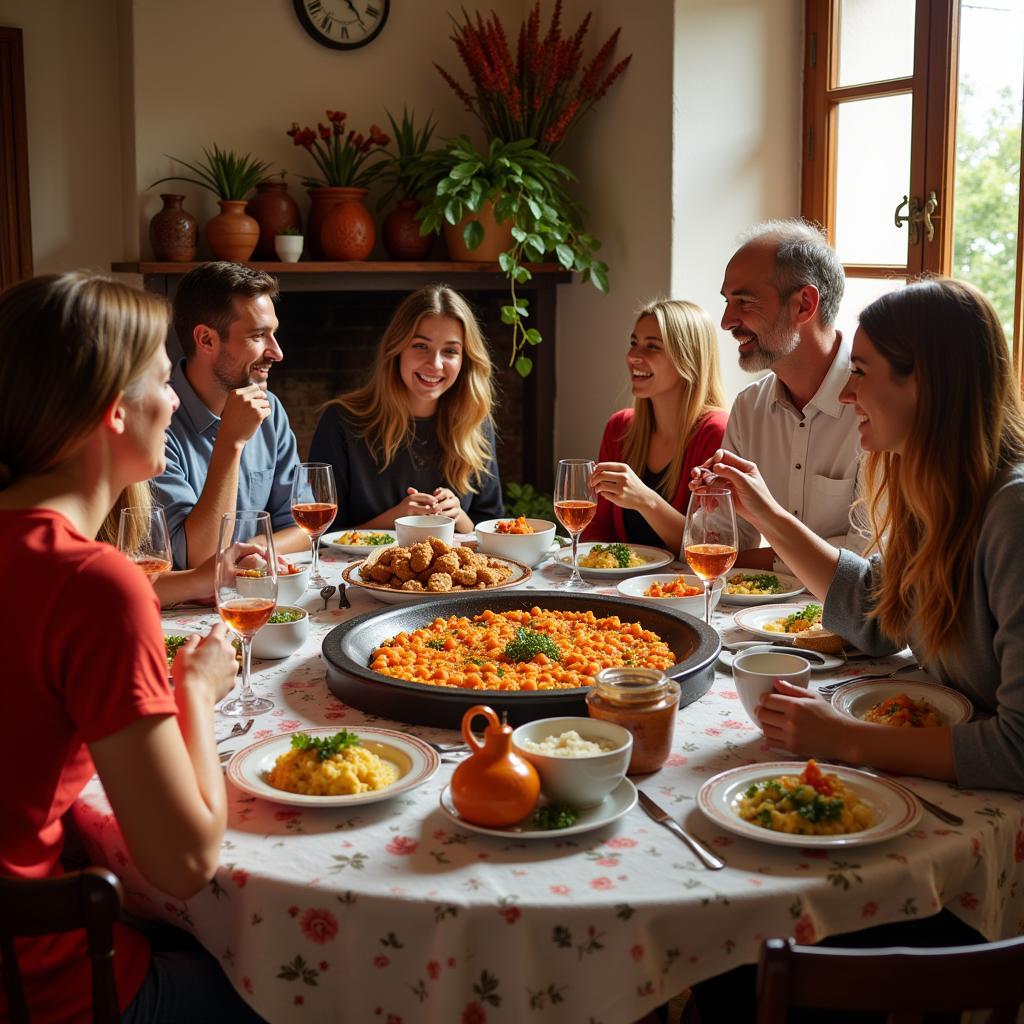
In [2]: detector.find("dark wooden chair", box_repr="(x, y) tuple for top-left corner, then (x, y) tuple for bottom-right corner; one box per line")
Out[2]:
(0, 866), (124, 1024)
(756, 935), (1024, 1024)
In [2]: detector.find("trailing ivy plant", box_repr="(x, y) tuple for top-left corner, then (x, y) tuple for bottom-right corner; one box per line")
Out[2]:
(415, 135), (609, 377)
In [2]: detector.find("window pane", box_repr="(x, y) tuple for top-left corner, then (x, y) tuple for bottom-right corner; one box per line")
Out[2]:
(951, 0), (1023, 344)
(837, 0), (916, 87)
(834, 94), (913, 265)
(836, 276), (906, 342)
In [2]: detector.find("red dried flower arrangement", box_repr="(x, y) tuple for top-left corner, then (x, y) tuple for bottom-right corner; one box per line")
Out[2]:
(287, 110), (390, 188)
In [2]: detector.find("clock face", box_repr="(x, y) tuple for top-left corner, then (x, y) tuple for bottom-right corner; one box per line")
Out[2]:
(292, 0), (389, 51)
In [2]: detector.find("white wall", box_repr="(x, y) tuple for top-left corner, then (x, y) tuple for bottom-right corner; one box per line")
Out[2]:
(0, 0), (125, 275)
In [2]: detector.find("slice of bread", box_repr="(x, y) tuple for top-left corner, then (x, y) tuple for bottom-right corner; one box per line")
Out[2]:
(792, 624), (847, 655)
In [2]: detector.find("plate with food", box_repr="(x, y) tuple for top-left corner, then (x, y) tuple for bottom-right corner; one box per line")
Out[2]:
(697, 759), (921, 848)
(324, 529), (397, 555)
(343, 538), (532, 605)
(438, 777), (637, 839)
(554, 542), (674, 579)
(719, 571), (806, 606)
(732, 602), (849, 654)
(225, 726), (440, 807)
(831, 678), (973, 727)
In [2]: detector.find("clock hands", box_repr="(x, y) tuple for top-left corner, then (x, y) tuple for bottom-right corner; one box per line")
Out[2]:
(343, 0), (367, 31)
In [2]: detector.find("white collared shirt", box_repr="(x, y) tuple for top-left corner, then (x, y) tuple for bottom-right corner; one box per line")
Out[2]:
(720, 334), (867, 565)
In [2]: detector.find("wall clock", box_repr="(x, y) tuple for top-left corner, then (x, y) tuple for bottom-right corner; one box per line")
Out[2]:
(292, 0), (390, 51)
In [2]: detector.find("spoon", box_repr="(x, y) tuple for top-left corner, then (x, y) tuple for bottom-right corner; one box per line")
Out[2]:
(320, 585), (337, 610)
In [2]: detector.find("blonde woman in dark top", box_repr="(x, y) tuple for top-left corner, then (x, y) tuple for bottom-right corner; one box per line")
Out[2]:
(310, 285), (504, 530)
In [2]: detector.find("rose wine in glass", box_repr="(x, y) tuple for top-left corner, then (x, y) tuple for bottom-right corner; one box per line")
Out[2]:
(683, 487), (738, 625)
(216, 510), (277, 717)
(291, 462), (337, 588)
(554, 459), (597, 591)
(117, 505), (173, 582)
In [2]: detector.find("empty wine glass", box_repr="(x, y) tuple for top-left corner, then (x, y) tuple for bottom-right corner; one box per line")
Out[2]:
(117, 505), (172, 583)
(683, 487), (738, 625)
(290, 462), (338, 588)
(216, 511), (277, 717)
(554, 459), (597, 591)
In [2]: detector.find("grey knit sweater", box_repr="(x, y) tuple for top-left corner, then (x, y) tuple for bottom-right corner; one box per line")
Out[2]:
(823, 463), (1024, 792)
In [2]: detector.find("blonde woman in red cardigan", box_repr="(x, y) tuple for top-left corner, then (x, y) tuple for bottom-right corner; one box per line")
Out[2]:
(585, 299), (727, 554)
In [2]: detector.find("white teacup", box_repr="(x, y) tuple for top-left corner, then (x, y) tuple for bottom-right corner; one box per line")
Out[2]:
(732, 651), (811, 728)
(394, 515), (455, 547)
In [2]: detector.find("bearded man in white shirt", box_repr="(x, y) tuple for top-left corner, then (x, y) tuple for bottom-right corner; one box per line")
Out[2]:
(717, 219), (866, 571)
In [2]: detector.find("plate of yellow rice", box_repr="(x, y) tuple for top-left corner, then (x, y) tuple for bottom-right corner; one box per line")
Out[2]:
(225, 726), (440, 807)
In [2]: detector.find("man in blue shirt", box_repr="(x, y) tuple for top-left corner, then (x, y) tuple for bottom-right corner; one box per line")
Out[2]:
(153, 262), (307, 568)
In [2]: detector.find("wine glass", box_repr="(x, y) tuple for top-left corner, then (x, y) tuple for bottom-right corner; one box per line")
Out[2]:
(290, 463), (338, 588)
(683, 487), (738, 625)
(216, 511), (277, 717)
(117, 505), (172, 583)
(554, 459), (597, 591)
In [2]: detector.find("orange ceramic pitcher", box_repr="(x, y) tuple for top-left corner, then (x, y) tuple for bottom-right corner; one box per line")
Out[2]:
(450, 705), (540, 827)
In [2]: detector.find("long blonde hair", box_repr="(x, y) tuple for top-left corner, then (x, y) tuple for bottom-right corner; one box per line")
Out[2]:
(621, 299), (726, 498)
(0, 273), (169, 491)
(324, 285), (496, 494)
(858, 278), (1024, 662)
(97, 482), (153, 548)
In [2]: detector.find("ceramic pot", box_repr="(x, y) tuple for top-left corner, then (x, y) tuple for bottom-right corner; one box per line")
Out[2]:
(274, 235), (304, 263)
(443, 198), (514, 262)
(320, 187), (375, 261)
(382, 199), (432, 260)
(306, 186), (346, 260)
(246, 180), (301, 260)
(205, 200), (259, 261)
(149, 194), (197, 262)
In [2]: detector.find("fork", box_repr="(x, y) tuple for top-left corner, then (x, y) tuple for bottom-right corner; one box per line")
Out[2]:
(818, 664), (921, 699)
(216, 719), (254, 745)
(900, 786), (964, 827)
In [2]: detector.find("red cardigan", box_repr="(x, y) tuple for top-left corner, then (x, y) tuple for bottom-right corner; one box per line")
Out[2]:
(582, 408), (728, 545)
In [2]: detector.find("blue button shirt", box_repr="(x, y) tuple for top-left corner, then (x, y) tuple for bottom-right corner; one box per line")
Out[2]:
(153, 360), (301, 568)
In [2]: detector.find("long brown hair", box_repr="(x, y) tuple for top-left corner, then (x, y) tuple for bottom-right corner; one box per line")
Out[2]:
(0, 273), (169, 491)
(621, 299), (726, 498)
(858, 278), (1024, 662)
(323, 285), (495, 494)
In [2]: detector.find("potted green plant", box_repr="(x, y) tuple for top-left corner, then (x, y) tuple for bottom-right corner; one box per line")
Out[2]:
(377, 107), (437, 260)
(287, 111), (390, 260)
(415, 135), (607, 378)
(274, 225), (304, 263)
(150, 145), (273, 261)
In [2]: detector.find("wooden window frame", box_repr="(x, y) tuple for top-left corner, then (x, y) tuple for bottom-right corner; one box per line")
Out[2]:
(0, 25), (32, 289)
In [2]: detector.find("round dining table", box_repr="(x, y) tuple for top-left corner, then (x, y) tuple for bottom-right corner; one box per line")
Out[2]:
(75, 544), (1024, 1024)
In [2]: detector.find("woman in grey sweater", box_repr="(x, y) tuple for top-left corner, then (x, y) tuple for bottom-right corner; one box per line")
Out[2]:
(694, 278), (1024, 792)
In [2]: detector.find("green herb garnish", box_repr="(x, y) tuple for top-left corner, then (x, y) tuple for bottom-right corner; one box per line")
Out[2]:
(268, 608), (305, 624)
(291, 730), (361, 761)
(503, 626), (562, 663)
(783, 603), (822, 629)
(532, 804), (579, 830)
(426, 638), (448, 651)
(590, 542), (633, 568)
(730, 572), (784, 593)
(363, 533), (394, 546)
(164, 635), (189, 668)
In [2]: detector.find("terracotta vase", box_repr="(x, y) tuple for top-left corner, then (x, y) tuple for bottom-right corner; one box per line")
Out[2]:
(443, 198), (514, 262)
(205, 200), (259, 261)
(149, 194), (197, 262)
(320, 187), (376, 261)
(246, 180), (301, 261)
(382, 199), (432, 261)
(306, 186), (345, 260)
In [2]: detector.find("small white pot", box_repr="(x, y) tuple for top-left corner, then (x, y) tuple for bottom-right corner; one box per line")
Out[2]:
(251, 606), (309, 660)
(274, 234), (304, 262)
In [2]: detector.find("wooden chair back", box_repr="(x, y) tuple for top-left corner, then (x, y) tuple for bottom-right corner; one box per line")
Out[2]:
(756, 935), (1024, 1024)
(0, 867), (124, 1024)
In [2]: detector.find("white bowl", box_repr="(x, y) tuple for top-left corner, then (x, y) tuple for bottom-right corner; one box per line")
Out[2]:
(616, 573), (725, 617)
(732, 650), (811, 727)
(511, 716), (632, 808)
(394, 515), (455, 547)
(251, 606), (309, 660)
(275, 563), (310, 604)
(475, 518), (556, 567)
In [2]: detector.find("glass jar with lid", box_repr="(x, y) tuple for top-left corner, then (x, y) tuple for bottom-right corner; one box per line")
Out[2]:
(586, 667), (680, 775)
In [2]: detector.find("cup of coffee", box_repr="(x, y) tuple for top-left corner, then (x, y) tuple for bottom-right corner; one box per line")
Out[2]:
(732, 651), (811, 728)
(395, 514), (456, 547)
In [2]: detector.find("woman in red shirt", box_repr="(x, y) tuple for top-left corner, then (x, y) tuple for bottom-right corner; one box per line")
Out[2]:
(585, 299), (728, 554)
(0, 273), (262, 1022)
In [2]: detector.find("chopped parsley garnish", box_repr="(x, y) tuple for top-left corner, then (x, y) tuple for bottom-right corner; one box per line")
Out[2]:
(291, 730), (361, 761)
(503, 627), (562, 663)
(532, 804), (579, 829)
(164, 635), (189, 667)
(784, 603), (822, 629)
(590, 542), (634, 568)
(268, 608), (304, 624)
(464, 657), (485, 667)
(731, 572), (784, 593)
(426, 638), (448, 651)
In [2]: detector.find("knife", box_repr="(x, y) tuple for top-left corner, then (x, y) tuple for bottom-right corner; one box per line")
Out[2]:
(637, 790), (725, 870)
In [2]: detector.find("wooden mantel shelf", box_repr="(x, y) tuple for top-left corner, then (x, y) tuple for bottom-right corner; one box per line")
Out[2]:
(112, 260), (572, 278)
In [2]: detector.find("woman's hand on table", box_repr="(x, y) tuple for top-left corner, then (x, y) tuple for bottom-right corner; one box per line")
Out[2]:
(172, 623), (238, 704)
(589, 462), (654, 512)
(756, 679), (850, 757)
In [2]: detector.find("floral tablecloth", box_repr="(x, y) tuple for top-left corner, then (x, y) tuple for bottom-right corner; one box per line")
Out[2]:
(75, 548), (1024, 1024)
